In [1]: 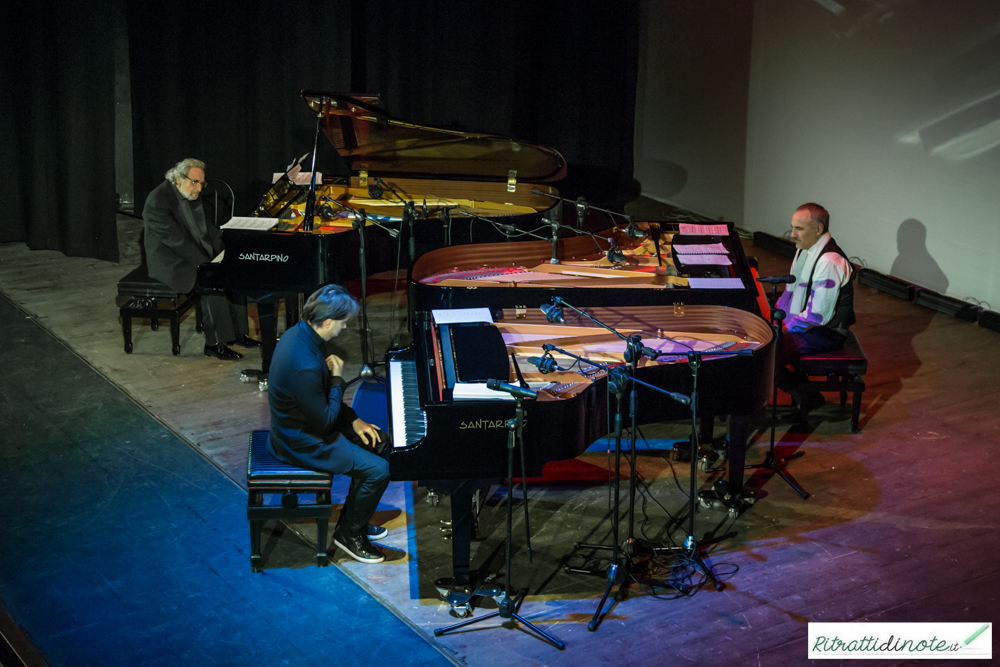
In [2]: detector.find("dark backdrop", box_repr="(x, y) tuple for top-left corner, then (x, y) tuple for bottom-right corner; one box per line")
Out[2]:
(0, 1), (119, 261)
(3, 1), (639, 262)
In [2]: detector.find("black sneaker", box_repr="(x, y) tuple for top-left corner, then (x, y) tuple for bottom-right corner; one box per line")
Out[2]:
(365, 524), (388, 541)
(333, 531), (385, 564)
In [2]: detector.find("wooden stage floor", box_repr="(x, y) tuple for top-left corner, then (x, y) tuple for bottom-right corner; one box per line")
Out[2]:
(1, 215), (997, 666)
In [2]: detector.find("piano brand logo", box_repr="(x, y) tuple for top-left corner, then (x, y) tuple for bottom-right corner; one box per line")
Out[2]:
(239, 252), (289, 262)
(460, 418), (524, 430)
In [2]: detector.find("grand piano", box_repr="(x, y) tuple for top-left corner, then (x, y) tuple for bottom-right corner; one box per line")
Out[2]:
(197, 91), (568, 378)
(389, 221), (776, 503)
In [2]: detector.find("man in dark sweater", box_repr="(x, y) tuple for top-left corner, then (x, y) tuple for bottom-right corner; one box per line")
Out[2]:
(775, 203), (856, 419)
(266, 284), (391, 564)
(142, 158), (257, 360)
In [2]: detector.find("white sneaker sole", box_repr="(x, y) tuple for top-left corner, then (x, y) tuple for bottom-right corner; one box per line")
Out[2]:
(333, 537), (385, 564)
(367, 527), (388, 541)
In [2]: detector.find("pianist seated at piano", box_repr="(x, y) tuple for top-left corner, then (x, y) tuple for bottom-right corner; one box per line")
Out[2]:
(266, 285), (394, 564)
(142, 158), (260, 360)
(775, 203), (856, 420)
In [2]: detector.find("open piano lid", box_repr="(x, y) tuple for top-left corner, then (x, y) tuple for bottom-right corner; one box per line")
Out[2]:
(301, 91), (567, 183)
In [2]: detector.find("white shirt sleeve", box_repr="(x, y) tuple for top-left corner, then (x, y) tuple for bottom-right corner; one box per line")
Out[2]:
(785, 251), (851, 332)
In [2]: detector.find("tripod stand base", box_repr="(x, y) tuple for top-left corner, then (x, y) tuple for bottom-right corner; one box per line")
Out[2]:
(746, 448), (810, 499)
(433, 589), (565, 649)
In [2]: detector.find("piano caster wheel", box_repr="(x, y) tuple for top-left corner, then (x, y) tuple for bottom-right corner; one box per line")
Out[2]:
(240, 369), (268, 391)
(426, 491), (440, 506)
(172, 345), (181, 356)
(697, 456), (709, 472)
(150, 319), (159, 332)
(699, 497), (714, 510)
(449, 603), (472, 619)
(124, 343), (133, 354)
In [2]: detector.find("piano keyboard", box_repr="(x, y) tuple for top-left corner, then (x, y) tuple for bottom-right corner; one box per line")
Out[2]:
(389, 359), (427, 449)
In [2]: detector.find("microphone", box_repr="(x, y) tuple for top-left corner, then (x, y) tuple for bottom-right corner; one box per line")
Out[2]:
(540, 303), (565, 324)
(606, 243), (626, 263)
(486, 378), (538, 399)
(527, 354), (564, 374)
(367, 183), (384, 199)
(756, 275), (796, 285)
(666, 390), (691, 406)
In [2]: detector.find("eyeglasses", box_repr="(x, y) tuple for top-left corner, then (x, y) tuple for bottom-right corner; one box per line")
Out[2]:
(183, 175), (207, 188)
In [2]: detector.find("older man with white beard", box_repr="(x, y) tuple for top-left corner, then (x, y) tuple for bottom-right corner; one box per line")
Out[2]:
(142, 158), (258, 360)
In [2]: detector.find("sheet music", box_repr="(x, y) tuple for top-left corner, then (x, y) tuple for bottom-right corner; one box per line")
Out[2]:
(453, 382), (514, 401)
(677, 254), (733, 266)
(679, 223), (729, 235)
(673, 243), (728, 254)
(272, 171), (322, 185)
(220, 217), (279, 231)
(431, 308), (494, 325)
(688, 277), (745, 289)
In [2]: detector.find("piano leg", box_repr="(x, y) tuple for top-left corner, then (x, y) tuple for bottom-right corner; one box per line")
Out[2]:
(257, 299), (277, 376)
(727, 414), (750, 499)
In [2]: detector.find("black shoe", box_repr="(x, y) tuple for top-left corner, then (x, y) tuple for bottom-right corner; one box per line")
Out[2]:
(203, 344), (243, 360)
(229, 334), (261, 347)
(365, 524), (388, 541)
(333, 531), (385, 564)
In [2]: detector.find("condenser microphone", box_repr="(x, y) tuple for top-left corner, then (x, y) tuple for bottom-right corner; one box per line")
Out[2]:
(486, 379), (538, 399)
(540, 303), (565, 324)
(527, 355), (564, 374)
(756, 274), (796, 285)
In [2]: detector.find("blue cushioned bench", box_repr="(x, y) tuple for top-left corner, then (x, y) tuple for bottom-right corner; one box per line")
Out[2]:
(246, 430), (333, 572)
(797, 330), (868, 433)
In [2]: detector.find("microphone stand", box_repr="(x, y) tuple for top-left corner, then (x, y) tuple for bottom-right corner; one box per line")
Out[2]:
(434, 394), (565, 650)
(301, 108), (325, 232)
(321, 197), (402, 385)
(374, 176), (418, 262)
(547, 216), (560, 264)
(744, 283), (809, 498)
(544, 299), (726, 631)
(531, 188), (635, 231)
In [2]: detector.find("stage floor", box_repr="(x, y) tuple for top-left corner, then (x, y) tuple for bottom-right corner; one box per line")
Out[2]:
(1, 215), (997, 666)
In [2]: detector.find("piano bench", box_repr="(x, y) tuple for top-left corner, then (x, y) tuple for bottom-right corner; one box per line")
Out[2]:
(246, 430), (333, 573)
(797, 330), (868, 433)
(117, 264), (202, 356)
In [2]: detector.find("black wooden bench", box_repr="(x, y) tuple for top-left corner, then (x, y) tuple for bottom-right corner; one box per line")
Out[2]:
(246, 430), (333, 572)
(797, 330), (868, 433)
(118, 263), (202, 356)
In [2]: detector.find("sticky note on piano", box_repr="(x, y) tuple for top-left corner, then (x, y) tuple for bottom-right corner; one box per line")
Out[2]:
(452, 382), (514, 401)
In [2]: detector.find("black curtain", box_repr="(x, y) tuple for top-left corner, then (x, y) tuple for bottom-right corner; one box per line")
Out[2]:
(360, 1), (641, 201)
(2, 2), (640, 262)
(0, 1), (120, 261)
(127, 0), (356, 217)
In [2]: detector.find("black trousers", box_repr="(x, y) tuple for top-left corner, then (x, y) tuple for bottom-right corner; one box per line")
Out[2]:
(777, 326), (847, 399)
(337, 429), (392, 537)
(199, 293), (249, 346)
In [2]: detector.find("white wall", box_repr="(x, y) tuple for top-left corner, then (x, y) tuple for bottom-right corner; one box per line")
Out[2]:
(744, 0), (1000, 304)
(633, 0), (754, 223)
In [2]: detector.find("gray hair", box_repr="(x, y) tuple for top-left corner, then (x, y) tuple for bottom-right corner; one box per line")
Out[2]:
(795, 202), (830, 234)
(165, 158), (206, 182)
(302, 284), (360, 325)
